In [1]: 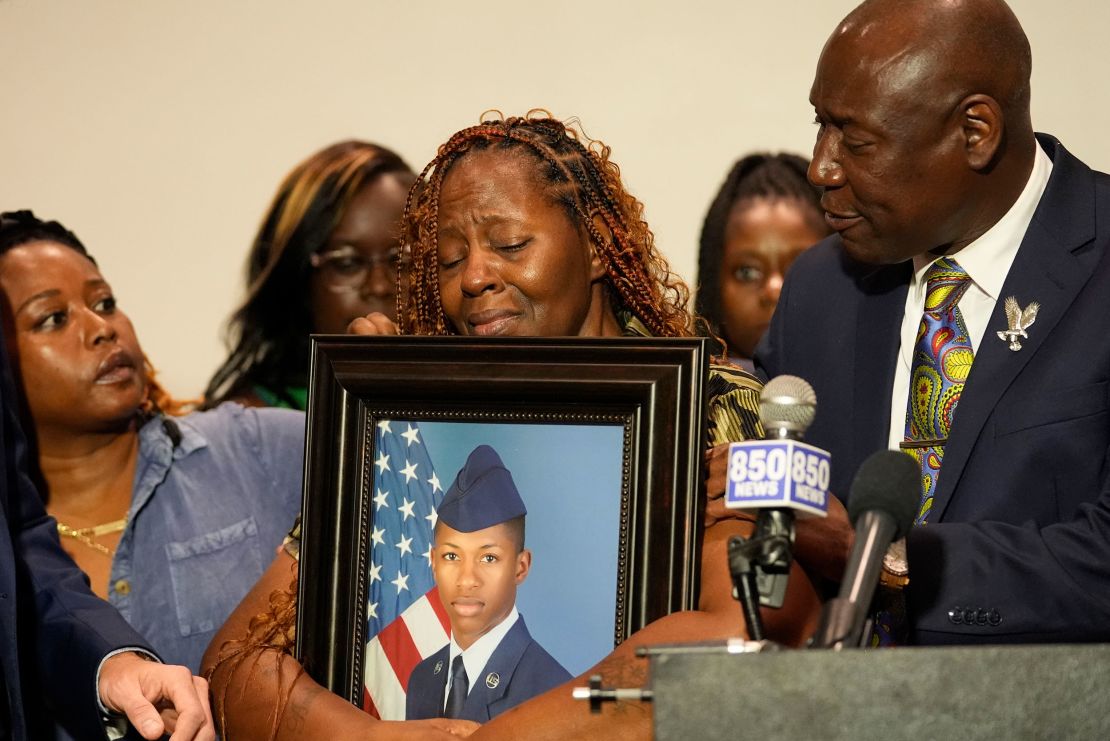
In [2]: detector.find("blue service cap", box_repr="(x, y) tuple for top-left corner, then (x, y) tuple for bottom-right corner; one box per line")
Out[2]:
(438, 444), (527, 532)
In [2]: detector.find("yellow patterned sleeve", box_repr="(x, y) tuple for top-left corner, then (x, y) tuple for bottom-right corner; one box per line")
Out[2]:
(282, 515), (302, 561)
(706, 362), (765, 445)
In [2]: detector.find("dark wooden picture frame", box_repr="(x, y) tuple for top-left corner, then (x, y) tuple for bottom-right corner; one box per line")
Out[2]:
(295, 335), (709, 707)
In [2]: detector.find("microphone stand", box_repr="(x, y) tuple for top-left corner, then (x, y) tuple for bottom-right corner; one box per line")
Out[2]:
(728, 535), (765, 641)
(727, 510), (795, 641)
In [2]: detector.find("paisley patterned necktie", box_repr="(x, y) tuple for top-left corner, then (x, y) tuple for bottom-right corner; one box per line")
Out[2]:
(903, 257), (975, 524)
(872, 259), (974, 648)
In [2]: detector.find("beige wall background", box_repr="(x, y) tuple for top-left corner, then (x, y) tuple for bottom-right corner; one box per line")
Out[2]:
(2, 0), (1107, 397)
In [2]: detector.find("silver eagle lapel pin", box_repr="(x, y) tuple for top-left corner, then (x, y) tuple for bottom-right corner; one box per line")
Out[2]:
(996, 296), (1040, 351)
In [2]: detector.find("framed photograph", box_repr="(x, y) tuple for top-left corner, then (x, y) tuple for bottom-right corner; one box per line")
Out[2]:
(295, 335), (709, 719)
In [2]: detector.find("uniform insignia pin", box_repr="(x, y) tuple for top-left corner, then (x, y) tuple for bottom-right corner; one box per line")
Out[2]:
(996, 296), (1039, 351)
(485, 672), (500, 689)
(434, 660), (443, 675)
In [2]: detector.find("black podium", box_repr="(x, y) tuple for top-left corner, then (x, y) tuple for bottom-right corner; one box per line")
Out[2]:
(650, 643), (1110, 740)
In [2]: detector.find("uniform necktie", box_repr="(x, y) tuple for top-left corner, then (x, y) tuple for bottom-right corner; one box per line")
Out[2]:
(902, 257), (975, 524)
(443, 654), (469, 719)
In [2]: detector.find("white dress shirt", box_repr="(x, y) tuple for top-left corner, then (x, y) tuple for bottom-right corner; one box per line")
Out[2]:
(886, 143), (1054, 449)
(442, 606), (520, 709)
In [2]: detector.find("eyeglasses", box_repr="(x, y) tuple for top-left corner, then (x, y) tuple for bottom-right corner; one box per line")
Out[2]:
(310, 246), (405, 291)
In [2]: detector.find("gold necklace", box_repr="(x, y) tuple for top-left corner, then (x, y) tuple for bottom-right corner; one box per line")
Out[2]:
(56, 517), (128, 557)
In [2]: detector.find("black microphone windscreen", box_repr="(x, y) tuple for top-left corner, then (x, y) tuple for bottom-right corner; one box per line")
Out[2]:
(847, 450), (919, 540)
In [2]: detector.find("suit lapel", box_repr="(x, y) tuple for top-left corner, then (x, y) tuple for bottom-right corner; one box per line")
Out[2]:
(853, 261), (911, 477)
(415, 646), (450, 718)
(463, 616), (531, 719)
(0, 521), (18, 722)
(931, 138), (1100, 520)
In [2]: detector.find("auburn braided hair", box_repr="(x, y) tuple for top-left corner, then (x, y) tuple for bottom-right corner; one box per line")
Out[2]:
(207, 569), (301, 739)
(399, 111), (694, 337)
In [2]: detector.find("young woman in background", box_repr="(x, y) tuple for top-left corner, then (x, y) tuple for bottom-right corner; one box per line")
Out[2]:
(205, 140), (416, 409)
(695, 153), (829, 370)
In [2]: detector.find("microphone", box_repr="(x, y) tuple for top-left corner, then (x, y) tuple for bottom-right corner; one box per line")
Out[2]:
(759, 374), (818, 441)
(810, 449), (919, 649)
(725, 375), (831, 639)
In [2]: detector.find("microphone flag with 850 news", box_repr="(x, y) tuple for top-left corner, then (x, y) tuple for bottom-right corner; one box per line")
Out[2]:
(810, 449), (919, 649)
(725, 375), (830, 612)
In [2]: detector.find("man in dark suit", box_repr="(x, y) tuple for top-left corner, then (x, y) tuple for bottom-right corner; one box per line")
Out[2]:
(0, 326), (214, 739)
(406, 445), (571, 722)
(758, 0), (1110, 643)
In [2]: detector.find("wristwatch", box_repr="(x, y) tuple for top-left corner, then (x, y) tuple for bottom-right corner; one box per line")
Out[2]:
(880, 538), (910, 590)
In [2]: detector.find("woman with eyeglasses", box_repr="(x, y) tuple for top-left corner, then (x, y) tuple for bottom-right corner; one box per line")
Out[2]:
(204, 140), (416, 410)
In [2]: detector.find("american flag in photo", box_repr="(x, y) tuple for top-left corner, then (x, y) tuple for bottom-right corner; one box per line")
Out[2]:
(362, 420), (451, 719)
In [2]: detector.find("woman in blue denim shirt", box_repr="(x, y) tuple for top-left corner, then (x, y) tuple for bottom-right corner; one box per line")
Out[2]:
(0, 210), (304, 675)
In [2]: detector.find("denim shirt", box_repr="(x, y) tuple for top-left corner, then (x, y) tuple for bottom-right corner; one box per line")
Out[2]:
(105, 403), (305, 672)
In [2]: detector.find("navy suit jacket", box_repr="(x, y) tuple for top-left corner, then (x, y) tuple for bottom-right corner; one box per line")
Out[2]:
(758, 135), (1110, 644)
(0, 329), (155, 739)
(405, 615), (571, 722)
